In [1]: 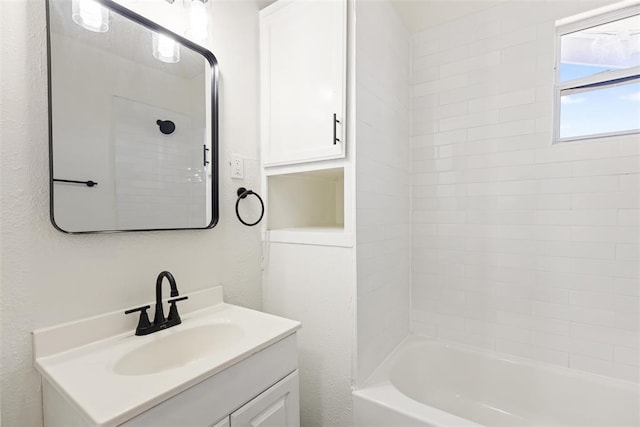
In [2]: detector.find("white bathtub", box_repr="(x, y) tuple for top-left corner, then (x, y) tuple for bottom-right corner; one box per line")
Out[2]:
(353, 335), (639, 427)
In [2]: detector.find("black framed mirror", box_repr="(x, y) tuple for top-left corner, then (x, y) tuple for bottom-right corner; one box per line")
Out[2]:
(46, 0), (219, 233)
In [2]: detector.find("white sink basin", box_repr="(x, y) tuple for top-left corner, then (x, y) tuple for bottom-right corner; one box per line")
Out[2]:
(114, 323), (245, 376)
(32, 286), (301, 427)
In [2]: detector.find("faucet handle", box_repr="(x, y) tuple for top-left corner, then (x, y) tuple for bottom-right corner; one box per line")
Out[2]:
(125, 305), (152, 335)
(124, 304), (151, 315)
(167, 296), (188, 323)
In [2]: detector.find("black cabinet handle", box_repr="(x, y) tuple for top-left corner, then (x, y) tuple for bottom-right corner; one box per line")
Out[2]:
(333, 113), (340, 145)
(203, 145), (210, 167)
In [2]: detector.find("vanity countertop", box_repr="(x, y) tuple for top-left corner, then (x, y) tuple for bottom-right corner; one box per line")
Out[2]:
(32, 287), (301, 426)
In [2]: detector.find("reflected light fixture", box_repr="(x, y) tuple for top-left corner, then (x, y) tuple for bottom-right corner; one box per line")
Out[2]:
(152, 32), (180, 63)
(72, 0), (110, 32)
(186, 0), (209, 42)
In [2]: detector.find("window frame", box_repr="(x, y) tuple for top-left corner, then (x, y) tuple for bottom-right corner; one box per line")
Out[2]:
(553, 5), (640, 144)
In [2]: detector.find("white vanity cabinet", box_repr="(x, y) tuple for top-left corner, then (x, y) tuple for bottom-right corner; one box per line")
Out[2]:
(42, 335), (300, 427)
(34, 288), (301, 427)
(211, 418), (230, 427)
(229, 370), (299, 427)
(121, 336), (300, 427)
(162, 371), (299, 427)
(213, 370), (299, 427)
(260, 0), (347, 166)
(126, 369), (299, 427)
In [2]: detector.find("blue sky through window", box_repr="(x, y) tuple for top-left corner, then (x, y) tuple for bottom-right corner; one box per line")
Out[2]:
(560, 63), (618, 82)
(559, 63), (640, 139)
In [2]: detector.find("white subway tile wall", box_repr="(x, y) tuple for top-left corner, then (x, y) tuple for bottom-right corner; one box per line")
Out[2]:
(356, 0), (412, 383)
(113, 97), (206, 230)
(410, 0), (640, 382)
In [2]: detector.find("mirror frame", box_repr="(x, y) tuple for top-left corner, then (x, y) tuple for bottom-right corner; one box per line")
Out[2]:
(45, 0), (219, 234)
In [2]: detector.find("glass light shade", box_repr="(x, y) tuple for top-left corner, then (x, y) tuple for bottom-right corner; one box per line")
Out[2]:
(186, 0), (208, 42)
(152, 32), (180, 63)
(71, 0), (110, 33)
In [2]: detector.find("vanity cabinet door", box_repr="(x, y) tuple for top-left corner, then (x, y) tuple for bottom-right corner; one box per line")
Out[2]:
(230, 370), (300, 427)
(210, 416), (230, 427)
(260, 0), (346, 166)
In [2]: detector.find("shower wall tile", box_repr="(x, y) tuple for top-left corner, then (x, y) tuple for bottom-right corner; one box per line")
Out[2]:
(356, 0), (411, 385)
(615, 347), (640, 367)
(410, 0), (639, 382)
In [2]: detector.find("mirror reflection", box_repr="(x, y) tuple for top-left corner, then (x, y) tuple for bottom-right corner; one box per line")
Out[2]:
(48, 0), (218, 233)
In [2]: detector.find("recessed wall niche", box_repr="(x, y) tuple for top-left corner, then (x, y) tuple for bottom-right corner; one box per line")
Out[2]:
(267, 168), (344, 231)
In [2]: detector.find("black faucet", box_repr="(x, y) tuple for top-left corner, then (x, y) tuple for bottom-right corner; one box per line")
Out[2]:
(154, 271), (179, 325)
(125, 271), (188, 336)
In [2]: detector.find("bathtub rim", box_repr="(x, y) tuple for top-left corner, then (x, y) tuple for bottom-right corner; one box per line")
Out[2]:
(353, 381), (483, 427)
(353, 334), (638, 427)
(360, 334), (639, 392)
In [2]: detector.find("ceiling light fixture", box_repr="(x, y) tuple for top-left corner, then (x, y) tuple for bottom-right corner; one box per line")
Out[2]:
(71, 0), (110, 33)
(185, 0), (209, 42)
(152, 32), (180, 63)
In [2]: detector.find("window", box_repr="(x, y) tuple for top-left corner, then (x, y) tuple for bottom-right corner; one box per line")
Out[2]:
(555, 6), (640, 142)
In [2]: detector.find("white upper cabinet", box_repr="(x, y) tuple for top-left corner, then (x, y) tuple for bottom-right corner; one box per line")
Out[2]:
(260, 0), (347, 166)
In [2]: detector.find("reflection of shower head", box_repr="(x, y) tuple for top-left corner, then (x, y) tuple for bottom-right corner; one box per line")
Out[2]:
(156, 120), (176, 135)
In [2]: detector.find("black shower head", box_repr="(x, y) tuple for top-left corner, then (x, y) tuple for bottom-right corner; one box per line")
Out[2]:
(156, 120), (176, 135)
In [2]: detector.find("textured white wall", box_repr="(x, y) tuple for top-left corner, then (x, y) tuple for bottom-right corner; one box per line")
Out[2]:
(0, 0), (263, 424)
(355, 0), (411, 384)
(410, 0), (639, 382)
(263, 243), (354, 427)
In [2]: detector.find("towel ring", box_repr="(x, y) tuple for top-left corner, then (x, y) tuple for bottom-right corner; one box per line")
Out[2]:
(235, 187), (264, 227)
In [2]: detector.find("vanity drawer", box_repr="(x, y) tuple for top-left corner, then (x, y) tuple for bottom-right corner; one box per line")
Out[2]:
(122, 334), (298, 427)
